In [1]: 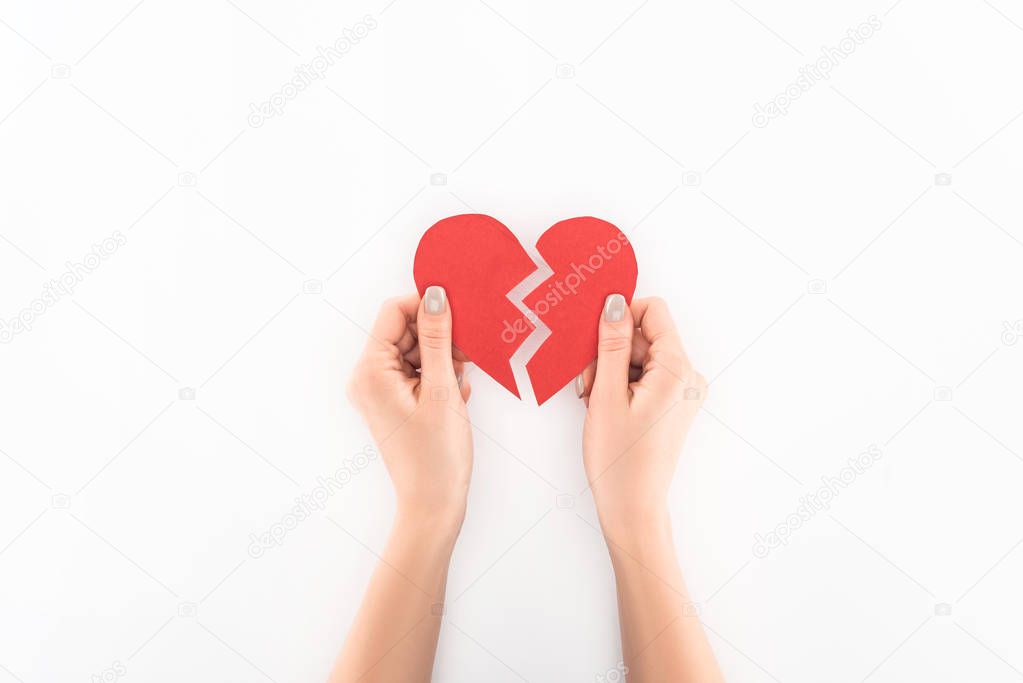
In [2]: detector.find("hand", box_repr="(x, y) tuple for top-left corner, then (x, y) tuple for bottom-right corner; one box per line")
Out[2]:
(346, 287), (473, 530)
(333, 287), (473, 682)
(577, 295), (706, 534)
(577, 296), (723, 682)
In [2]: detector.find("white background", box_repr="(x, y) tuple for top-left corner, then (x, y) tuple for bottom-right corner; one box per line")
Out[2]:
(2, 1), (1023, 681)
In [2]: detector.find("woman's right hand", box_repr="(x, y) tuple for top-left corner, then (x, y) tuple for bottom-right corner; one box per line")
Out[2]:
(346, 287), (473, 530)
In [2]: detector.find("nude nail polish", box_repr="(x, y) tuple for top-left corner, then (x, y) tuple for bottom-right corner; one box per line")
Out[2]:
(424, 285), (446, 315)
(603, 293), (626, 322)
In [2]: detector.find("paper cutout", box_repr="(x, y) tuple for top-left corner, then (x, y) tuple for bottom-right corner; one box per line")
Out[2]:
(413, 215), (538, 397)
(522, 217), (638, 404)
(413, 214), (638, 404)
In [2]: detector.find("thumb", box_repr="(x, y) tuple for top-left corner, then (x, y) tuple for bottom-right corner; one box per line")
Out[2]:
(416, 285), (457, 387)
(591, 293), (633, 404)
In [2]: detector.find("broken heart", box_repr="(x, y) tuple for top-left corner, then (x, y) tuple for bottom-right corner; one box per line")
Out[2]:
(413, 215), (638, 404)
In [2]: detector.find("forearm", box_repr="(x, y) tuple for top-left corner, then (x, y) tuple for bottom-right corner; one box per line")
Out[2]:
(601, 509), (724, 683)
(329, 511), (461, 683)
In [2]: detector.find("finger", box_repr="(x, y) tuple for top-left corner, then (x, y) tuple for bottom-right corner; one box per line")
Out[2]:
(369, 293), (420, 349)
(630, 298), (687, 376)
(629, 365), (643, 382)
(630, 332), (650, 367)
(632, 297), (693, 391)
(396, 327), (417, 355)
(591, 293), (634, 405)
(416, 285), (457, 387)
(453, 360), (471, 402)
(404, 339), (468, 372)
(632, 298), (687, 359)
(408, 321), (469, 362)
(575, 360), (596, 400)
(404, 345), (421, 370)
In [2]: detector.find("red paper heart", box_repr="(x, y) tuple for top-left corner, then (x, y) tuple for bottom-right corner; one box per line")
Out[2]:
(413, 215), (638, 404)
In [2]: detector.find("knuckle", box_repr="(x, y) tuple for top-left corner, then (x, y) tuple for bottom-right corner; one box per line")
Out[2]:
(598, 335), (631, 354)
(648, 329), (681, 346)
(667, 382), (687, 401)
(644, 297), (672, 321)
(377, 297), (399, 318)
(417, 326), (450, 351)
(647, 296), (668, 310)
(650, 349), (686, 375)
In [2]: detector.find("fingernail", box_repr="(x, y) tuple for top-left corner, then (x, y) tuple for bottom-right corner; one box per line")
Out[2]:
(424, 286), (446, 315)
(603, 293), (626, 322)
(457, 372), (463, 388)
(574, 373), (585, 398)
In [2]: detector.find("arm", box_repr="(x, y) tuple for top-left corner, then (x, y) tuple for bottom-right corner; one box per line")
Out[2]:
(578, 295), (724, 682)
(330, 286), (472, 683)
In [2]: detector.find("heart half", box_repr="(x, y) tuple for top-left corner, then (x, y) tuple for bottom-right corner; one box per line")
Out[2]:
(413, 214), (638, 404)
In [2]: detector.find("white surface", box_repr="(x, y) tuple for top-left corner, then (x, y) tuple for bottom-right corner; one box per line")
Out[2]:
(2, 1), (1023, 681)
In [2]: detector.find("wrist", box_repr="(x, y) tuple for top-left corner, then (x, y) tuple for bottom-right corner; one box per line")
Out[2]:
(381, 505), (463, 601)
(594, 496), (669, 533)
(597, 503), (673, 559)
(394, 503), (465, 546)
